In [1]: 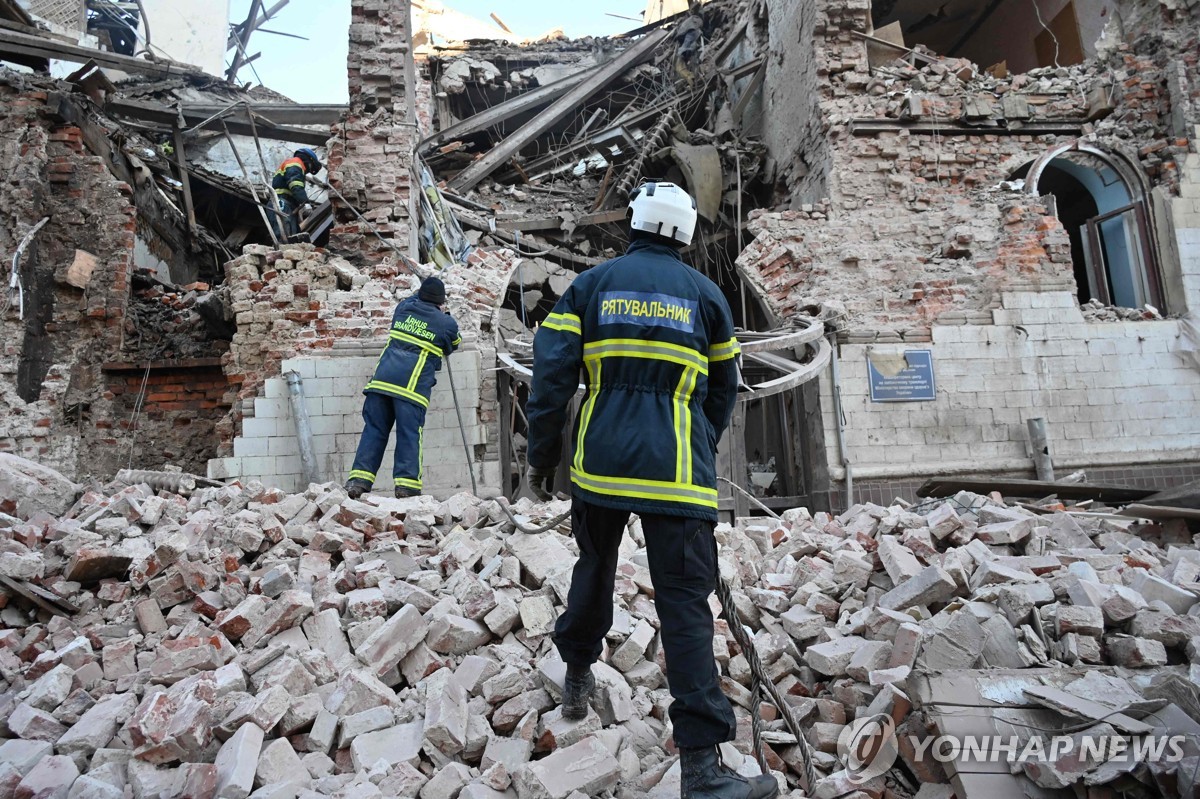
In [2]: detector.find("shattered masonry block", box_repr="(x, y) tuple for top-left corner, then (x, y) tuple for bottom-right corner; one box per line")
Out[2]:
(879, 565), (956, 611)
(780, 605), (826, 642)
(1055, 605), (1104, 638)
(424, 676), (469, 755)
(255, 738), (307, 790)
(877, 536), (923, 584)
(513, 735), (621, 799)
(803, 637), (867, 677)
(426, 615), (493, 655)
(14, 754), (79, 799)
(349, 722), (425, 772)
(214, 722), (264, 799)
(356, 605), (428, 676)
(1129, 569), (1197, 615)
(1107, 637), (1168, 668)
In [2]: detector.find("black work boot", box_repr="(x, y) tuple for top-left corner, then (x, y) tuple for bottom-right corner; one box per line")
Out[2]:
(344, 478), (371, 499)
(395, 486), (420, 499)
(680, 746), (779, 799)
(561, 663), (595, 720)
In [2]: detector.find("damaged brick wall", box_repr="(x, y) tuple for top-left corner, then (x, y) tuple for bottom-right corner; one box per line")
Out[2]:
(327, 0), (418, 260)
(0, 80), (132, 477)
(208, 243), (517, 496)
(103, 362), (232, 476)
(733, 0), (1200, 500)
(0, 76), (233, 481)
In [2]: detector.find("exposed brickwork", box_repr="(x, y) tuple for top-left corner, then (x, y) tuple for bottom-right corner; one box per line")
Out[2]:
(739, 0), (1193, 337)
(0, 80), (139, 478)
(103, 364), (232, 476)
(327, 0), (417, 259)
(732, 0), (1200, 504)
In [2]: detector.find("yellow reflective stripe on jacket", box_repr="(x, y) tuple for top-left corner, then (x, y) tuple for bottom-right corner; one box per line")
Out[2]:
(543, 312), (582, 335)
(583, 338), (708, 374)
(406, 351), (428, 392)
(574, 359), (601, 473)
(364, 380), (430, 407)
(570, 468), (719, 509)
(452, 335), (462, 346)
(709, 337), (741, 362)
(389, 330), (444, 357)
(673, 367), (699, 484)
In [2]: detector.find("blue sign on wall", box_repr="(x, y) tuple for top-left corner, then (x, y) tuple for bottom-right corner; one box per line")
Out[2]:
(867, 350), (936, 402)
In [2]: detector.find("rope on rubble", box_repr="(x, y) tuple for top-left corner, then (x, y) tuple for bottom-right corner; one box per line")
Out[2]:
(445, 354), (478, 496)
(715, 574), (820, 794)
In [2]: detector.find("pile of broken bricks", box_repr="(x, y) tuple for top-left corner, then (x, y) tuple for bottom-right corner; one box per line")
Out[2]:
(0, 452), (1199, 799)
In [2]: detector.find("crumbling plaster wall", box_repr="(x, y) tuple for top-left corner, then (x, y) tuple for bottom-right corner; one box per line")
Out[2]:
(736, 0), (1200, 493)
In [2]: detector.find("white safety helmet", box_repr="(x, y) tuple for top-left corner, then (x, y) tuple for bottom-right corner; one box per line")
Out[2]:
(628, 182), (698, 246)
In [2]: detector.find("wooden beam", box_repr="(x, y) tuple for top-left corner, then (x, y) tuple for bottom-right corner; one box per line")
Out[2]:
(421, 63), (605, 153)
(723, 56), (763, 81)
(0, 27), (204, 77)
(106, 99), (331, 145)
(733, 62), (766, 125)
(447, 28), (671, 193)
(176, 103), (346, 126)
(172, 120), (196, 230)
(850, 118), (1085, 136)
(917, 477), (1158, 503)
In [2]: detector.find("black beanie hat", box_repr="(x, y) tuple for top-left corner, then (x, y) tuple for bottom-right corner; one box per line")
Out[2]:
(419, 277), (446, 305)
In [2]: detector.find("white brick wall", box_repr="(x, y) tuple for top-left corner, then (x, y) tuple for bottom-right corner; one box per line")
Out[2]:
(208, 347), (500, 498)
(820, 290), (1200, 479)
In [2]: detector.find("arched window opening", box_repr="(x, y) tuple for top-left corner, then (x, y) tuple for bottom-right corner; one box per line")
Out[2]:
(1016, 148), (1162, 311)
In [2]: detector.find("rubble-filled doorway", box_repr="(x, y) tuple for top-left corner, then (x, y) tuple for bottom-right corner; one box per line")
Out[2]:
(1018, 147), (1163, 310)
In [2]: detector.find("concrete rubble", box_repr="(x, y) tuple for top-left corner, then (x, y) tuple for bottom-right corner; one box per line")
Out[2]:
(0, 454), (1196, 797)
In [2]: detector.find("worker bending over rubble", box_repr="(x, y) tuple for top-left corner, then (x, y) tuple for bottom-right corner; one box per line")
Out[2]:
(271, 148), (322, 240)
(525, 183), (776, 799)
(344, 276), (461, 499)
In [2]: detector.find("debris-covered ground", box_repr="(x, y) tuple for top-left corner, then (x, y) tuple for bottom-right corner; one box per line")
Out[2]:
(1, 453), (1199, 798)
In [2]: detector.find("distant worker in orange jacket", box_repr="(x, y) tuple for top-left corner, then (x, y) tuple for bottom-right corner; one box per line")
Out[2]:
(271, 148), (322, 240)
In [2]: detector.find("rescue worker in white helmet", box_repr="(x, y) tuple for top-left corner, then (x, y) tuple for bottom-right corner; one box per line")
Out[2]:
(524, 183), (775, 799)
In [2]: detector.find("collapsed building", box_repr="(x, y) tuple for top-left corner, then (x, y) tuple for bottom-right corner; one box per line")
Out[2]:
(5, 0), (1199, 519)
(3, 1), (1200, 798)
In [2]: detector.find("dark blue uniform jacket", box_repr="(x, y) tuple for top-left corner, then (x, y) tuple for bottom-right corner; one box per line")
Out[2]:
(526, 239), (740, 521)
(365, 294), (461, 407)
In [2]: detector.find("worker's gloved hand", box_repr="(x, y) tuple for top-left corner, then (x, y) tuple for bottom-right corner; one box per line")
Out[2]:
(527, 465), (556, 502)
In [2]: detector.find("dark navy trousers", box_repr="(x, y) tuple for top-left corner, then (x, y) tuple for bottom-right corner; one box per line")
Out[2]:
(348, 392), (426, 491)
(553, 499), (736, 749)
